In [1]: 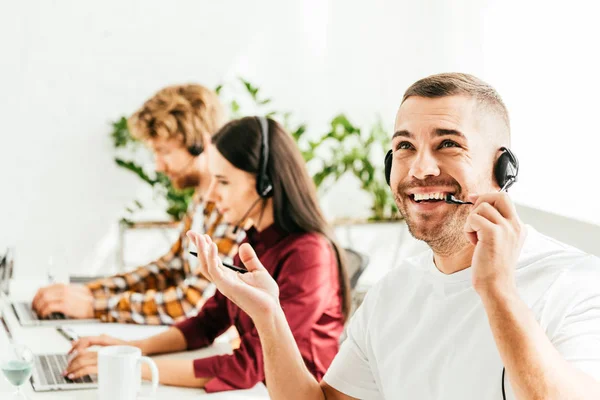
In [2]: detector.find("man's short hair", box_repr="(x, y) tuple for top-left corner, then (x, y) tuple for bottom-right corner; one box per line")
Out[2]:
(403, 73), (510, 140)
(128, 84), (225, 152)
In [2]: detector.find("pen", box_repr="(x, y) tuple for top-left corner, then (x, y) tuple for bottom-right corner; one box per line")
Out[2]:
(57, 326), (79, 342)
(189, 252), (248, 274)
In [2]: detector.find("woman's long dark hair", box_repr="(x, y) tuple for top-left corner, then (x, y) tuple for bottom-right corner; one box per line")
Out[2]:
(212, 116), (352, 321)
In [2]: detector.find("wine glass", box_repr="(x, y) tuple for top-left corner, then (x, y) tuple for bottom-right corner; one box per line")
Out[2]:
(0, 343), (34, 398)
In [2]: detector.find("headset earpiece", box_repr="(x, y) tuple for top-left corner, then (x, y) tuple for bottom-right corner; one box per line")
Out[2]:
(494, 147), (519, 191)
(187, 143), (203, 156)
(256, 116), (274, 198)
(384, 150), (393, 186)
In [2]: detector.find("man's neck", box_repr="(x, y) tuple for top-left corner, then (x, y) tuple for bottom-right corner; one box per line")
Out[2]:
(433, 243), (475, 275)
(193, 169), (212, 202)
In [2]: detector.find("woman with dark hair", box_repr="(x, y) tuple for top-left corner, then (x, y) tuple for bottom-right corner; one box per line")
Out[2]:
(64, 116), (351, 393)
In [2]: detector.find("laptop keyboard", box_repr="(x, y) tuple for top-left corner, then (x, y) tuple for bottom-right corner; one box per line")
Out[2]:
(33, 354), (97, 387)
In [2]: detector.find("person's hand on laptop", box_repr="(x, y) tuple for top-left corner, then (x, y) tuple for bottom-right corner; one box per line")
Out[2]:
(63, 335), (130, 379)
(31, 284), (94, 319)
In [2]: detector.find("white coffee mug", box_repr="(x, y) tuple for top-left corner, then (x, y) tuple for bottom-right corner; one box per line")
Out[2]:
(98, 345), (159, 400)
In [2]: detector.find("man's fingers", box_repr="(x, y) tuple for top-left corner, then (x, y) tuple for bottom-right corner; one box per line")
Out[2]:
(31, 289), (45, 310)
(465, 231), (478, 246)
(32, 284), (61, 309)
(470, 192), (517, 221)
(467, 194), (479, 204)
(465, 213), (498, 244)
(34, 290), (61, 313)
(38, 299), (64, 318)
(472, 202), (506, 226)
(238, 243), (267, 272)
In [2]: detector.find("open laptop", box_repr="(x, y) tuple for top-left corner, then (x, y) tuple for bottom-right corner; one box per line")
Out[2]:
(2, 304), (96, 391)
(11, 294), (101, 327)
(30, 353), (97, 391)
(0, 248), (101, 326)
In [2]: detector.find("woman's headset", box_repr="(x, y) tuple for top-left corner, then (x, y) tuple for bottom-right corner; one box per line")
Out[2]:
(255, 116), (274, 198)
(230, 116), (274, 233)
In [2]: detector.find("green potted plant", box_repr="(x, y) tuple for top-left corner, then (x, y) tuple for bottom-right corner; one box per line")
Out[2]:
(311, 114), (399, 221)
(110, 78), (399, 224)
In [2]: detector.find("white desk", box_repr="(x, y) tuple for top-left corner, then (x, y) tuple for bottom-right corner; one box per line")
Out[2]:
(0, 281), (270, 399)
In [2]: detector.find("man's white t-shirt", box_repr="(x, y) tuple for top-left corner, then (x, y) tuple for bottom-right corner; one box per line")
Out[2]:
(324, 225), (600, 399)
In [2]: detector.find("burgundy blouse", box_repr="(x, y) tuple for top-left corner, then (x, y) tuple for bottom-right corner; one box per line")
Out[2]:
(175, 224), (344, 392)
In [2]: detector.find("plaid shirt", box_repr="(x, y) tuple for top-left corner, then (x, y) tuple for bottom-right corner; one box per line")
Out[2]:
(86, 198), (248, 325)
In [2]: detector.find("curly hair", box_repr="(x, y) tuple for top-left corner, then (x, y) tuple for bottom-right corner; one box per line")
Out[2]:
(128, 84), (226, 153)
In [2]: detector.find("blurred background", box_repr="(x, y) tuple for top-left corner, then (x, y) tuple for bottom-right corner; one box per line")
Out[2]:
(1, 0), (598, 288)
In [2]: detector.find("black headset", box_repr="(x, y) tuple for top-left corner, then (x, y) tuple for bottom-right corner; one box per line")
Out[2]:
(142, 105), (204, 156)
(256, 116), (274, 198)
(384, 146), (519, 191)
(187, 143), (203, 156)
(228, 116), (274, 234)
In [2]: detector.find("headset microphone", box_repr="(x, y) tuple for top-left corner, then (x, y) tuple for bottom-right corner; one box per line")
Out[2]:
(232, 196), (263, 234)
(444, 175), (516, 205)
(445, 147), (518, 205)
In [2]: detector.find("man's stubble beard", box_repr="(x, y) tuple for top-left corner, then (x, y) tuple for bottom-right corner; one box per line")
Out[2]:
(394, 192), (471, 257)
(172, 170), (201, 191)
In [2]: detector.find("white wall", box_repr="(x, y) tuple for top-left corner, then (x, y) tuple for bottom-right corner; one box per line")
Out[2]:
(516, 204), (600, 257)
(1, 0), (598, 278)
(482, 1), (600, 226)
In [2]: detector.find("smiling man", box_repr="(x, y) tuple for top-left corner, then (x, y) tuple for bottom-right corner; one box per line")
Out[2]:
(390, 80), (508, 264)
(186, 73), (600, 399)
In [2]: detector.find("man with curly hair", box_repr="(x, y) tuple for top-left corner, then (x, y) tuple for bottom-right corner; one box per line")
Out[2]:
(32, 84), (248, 325)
